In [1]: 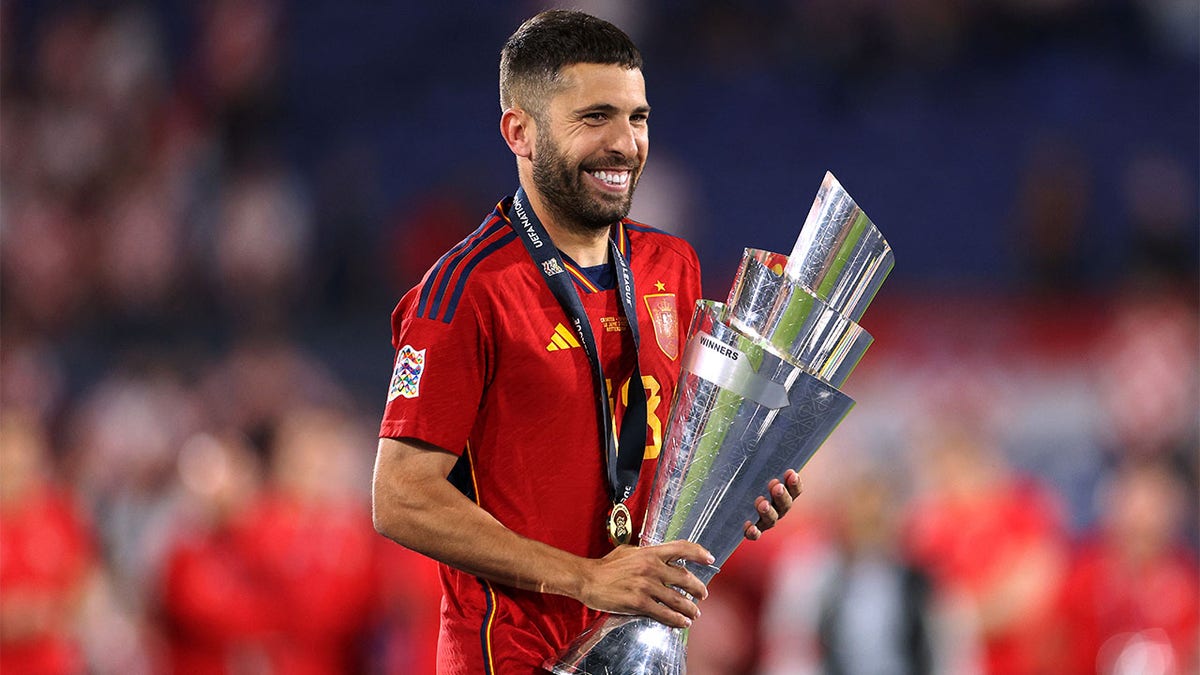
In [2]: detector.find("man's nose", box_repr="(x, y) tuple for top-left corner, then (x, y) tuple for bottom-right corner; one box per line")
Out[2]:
(604, 119), (641, 158)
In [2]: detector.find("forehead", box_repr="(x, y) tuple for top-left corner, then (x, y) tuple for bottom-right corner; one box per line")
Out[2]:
(548, 63), (647, 112)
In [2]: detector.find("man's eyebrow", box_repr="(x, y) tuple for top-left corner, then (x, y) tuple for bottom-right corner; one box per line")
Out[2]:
(572, 103), (652, 115)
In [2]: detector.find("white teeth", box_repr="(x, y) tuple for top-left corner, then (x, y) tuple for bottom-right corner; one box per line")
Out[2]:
(591, 170), (629, 186)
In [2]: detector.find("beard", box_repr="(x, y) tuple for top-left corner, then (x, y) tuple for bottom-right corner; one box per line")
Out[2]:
(531, 128), (638, 233)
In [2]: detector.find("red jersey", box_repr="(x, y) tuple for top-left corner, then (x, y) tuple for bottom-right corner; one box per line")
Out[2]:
(240, 494), (379, 675)
(0, 486), (94, 675)
(379, 196), (703, 674)
(904, 479), (1066, 675)
(1056, 539), (1199, 674)
(161, 515), (278, 675)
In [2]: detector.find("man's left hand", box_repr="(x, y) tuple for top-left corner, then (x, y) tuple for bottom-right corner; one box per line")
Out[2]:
(743, 469), (802, 540)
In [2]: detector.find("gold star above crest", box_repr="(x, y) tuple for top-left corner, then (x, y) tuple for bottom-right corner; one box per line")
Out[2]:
(654, 280), (666, 292)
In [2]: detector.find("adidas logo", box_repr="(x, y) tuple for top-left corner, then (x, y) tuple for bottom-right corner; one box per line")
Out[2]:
(546, 323), (582, 351)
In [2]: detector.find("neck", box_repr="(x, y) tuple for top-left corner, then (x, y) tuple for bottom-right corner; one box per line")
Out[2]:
(520, 182), (611, 267)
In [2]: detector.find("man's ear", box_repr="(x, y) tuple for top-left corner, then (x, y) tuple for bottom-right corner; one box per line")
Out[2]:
(500, 108), (535, 159)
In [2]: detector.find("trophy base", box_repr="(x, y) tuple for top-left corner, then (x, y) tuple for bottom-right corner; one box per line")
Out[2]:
(544, 614), (686, 675)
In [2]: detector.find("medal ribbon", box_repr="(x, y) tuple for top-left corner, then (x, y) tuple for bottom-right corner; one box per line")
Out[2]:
(509, 187), (648, 507)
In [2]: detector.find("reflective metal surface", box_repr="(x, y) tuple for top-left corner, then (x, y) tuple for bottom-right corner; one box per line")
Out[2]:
(784, 171), (894, 322)
(546, 172), (891, 675)
(727, 250), (873, 388)
(642, 301), (856, 565)
(548, 615), (686, 675)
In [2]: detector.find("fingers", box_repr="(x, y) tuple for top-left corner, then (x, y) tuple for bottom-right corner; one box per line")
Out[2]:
(748, 492), (777, 533)
(744, 520), (762, 540)
(648, 541), (711, 600)
(664, 560), (709, 602)
(784, 469), (803, 498)
(652, 540), (714, 567)
(641, 573), (703, 626)
(581, 543), (712, 629)
(746, 470), (803, 539)
(641, 542), (709, 625)
(598, 557), (699, 626)
(640, 597), (695, 629)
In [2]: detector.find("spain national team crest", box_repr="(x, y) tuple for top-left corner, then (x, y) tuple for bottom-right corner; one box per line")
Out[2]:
(643, 293), (679, 360)
(387, 345), (426, 401)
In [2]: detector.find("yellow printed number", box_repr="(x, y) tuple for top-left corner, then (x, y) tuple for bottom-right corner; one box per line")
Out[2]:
(606, 375), (664, 460)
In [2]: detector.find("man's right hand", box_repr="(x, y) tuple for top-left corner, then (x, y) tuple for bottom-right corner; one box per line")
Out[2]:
(576, 540), (713, 628)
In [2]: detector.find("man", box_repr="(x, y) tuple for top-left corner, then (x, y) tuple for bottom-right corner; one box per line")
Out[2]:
(372, 10), (802, 674)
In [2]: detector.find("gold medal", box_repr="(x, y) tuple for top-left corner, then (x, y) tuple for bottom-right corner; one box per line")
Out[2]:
(606, 502), (632, 546)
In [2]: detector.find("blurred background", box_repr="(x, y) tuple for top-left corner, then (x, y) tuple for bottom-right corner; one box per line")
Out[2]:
(1, 0), (1196, 673)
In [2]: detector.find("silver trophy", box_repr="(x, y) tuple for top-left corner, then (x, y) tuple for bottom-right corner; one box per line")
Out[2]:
(546, 172), (894, 675)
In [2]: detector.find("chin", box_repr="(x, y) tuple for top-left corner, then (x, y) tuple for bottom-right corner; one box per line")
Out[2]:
(582, 204), (632, 231)
(589, 191), (635, 223)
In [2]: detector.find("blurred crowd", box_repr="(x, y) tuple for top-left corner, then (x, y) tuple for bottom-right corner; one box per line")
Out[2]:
(691, 288), (1200, 675)
(1, 1), (1196, 674)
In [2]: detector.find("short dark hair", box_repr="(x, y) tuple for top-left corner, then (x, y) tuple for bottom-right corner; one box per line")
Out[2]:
(499, 10), (643, 112)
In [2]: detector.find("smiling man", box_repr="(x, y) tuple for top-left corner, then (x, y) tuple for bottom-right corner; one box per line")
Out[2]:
(371, 11), (802, 674)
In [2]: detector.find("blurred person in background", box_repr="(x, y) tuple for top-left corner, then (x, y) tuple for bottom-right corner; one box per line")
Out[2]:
(193, 0), (284, 163)
(0, 409), (96, 675)
(210, 160), (314, 329)
(64, 362), (201, 614)
(1094, 292), (1199, 463)
(902, 405), (1068, 675)
(60, 360), (204, 674)
(158, 431), (275, 674)
(1054, 458), (1199, 675)
(759, 467), (943, 675)
(0, 190), (92, 336)
(242, 405), (377, 674)
(1092, 289), (1199, 548)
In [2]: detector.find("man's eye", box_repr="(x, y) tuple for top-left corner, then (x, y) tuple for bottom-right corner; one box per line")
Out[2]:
(584, 113), (607, 122)
(631, 114), (648, 124)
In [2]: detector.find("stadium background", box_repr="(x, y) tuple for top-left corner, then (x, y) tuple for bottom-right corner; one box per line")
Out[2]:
(1, 0), (1197, 673)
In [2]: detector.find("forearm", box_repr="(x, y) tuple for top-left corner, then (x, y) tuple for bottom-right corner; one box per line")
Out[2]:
(371, 437), (587, 599)
(371, 436), (711, 628)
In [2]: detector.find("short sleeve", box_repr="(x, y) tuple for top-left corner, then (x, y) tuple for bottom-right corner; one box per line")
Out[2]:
(378, 287), (488, 455)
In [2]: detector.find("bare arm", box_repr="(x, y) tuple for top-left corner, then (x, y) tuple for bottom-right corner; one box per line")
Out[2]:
(371, 436), (714, 627)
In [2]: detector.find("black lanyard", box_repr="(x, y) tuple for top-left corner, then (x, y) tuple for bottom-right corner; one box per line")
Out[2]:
(509, 187), (648, 508)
